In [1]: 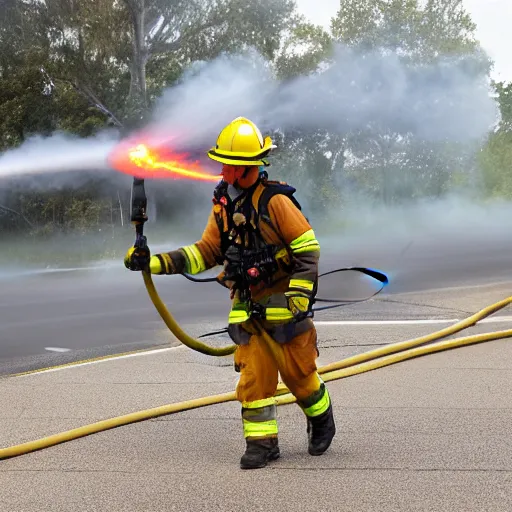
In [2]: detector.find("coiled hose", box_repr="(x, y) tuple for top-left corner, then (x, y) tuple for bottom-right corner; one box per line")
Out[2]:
(1, 276), (511, 461)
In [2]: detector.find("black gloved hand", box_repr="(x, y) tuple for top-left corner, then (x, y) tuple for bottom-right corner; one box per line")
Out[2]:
(124, 245), (150, 271)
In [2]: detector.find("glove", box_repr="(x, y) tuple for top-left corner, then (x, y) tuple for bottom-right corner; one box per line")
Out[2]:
(124, 246), (150, 271)
(148, 253), (181, 275)
(285, 292), (311, 320)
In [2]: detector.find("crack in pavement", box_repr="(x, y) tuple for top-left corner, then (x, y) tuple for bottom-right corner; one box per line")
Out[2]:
(377, 297), (475, 316)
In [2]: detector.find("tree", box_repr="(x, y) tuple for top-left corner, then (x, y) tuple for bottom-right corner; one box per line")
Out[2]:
(478, 81), (512, 198)
(494, 81), (512, 131)
(327, 0), (491, 204)
(479, 130), (512, 198)
(26, 0), (297, 123)
(275, 19), (333, 80)
(331, 0), (479, 60)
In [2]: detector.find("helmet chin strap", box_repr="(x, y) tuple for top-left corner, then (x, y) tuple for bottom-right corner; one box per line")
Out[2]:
(236, 166), (261, 189)
(233, 166), (251, 188)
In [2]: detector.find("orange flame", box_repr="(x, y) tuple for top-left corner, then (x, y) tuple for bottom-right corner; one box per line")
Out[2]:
(108, 139), (219, 182)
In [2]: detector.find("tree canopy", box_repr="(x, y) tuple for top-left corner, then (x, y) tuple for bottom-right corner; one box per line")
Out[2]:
(0, 0), (507, 252)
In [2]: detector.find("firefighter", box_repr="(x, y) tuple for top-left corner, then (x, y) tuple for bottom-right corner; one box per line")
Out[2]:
(124, 117), (336, 469)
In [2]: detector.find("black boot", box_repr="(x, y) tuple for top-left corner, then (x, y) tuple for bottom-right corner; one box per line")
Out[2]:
(307, 403), (336, 456)
(240, 437), (280, 469)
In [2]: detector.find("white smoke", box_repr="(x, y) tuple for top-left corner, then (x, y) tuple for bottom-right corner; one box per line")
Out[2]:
(0, 130), (119, 178)
(0, 44), (499, 188)
(149, 46), (498, 150)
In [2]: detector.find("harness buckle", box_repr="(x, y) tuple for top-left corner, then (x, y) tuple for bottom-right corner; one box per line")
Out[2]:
(251, 302), (266, 320)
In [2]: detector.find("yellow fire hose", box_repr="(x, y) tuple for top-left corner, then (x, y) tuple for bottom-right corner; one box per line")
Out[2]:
(1, 282), (511, 461)
(142, 271), (236, 356)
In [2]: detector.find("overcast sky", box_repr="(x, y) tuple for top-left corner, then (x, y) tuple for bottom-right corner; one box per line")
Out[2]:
(295, 0), (512, 82)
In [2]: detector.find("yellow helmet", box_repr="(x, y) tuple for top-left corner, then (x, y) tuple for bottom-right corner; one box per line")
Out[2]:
(207, 117), (276, 166)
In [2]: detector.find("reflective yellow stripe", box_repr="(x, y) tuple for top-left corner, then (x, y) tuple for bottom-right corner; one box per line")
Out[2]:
(303, 388), (331, 417)
(243, 419), (278, 438)
(289, 279), (314, 292)
(229, 301), (251, 324)
(242, 397), (277, 409)
(182, 244), (206, 275)
(289, 229), (320, 254)
(265, 307), (294, 322)
(229, 310), (250, 324)
(150, 254), (174, 274)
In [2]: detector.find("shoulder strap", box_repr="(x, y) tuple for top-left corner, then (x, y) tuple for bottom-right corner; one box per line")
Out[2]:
(212, 177), (304, 256)
(250, 177), (305, 252)
(256, 180), (303, 225)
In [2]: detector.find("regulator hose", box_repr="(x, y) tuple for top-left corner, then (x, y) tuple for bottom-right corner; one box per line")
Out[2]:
(1, 295), (512, 461)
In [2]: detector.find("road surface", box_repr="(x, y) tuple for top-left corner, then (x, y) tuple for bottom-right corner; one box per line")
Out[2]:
(1, 225), (511, 375)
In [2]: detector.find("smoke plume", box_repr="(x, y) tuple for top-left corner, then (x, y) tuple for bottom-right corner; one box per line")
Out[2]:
(0, 131), (119, 179)
(0, 44), (498, 183)
(150, 46), (498, 150)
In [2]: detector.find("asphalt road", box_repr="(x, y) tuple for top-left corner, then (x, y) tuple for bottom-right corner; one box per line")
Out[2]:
(1, 224), (511, 375)
(2, 284), (512, 512)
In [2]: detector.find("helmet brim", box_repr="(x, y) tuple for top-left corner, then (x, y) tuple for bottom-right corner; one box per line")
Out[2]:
(207, 151), (270, 166)
(207, 136), (276, 166)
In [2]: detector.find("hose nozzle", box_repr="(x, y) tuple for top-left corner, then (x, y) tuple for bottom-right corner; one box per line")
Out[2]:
(130, 178), (148, 226)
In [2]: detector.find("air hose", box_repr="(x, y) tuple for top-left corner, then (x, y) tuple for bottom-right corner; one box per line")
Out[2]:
(1, 295), (512, 460)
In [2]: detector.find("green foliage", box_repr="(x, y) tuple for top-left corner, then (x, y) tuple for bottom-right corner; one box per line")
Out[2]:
(331, 0), (479, 60)
(326, 0), (491, 205)
(0, 0), (303, 126)
(0, 0), (506, 257)
(478, 81), (512, 198)
(14, 190), (111, 234)
(494, 81), (512, 130)
(479, 130), (512, 198)
(275, 19), (334, 79)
